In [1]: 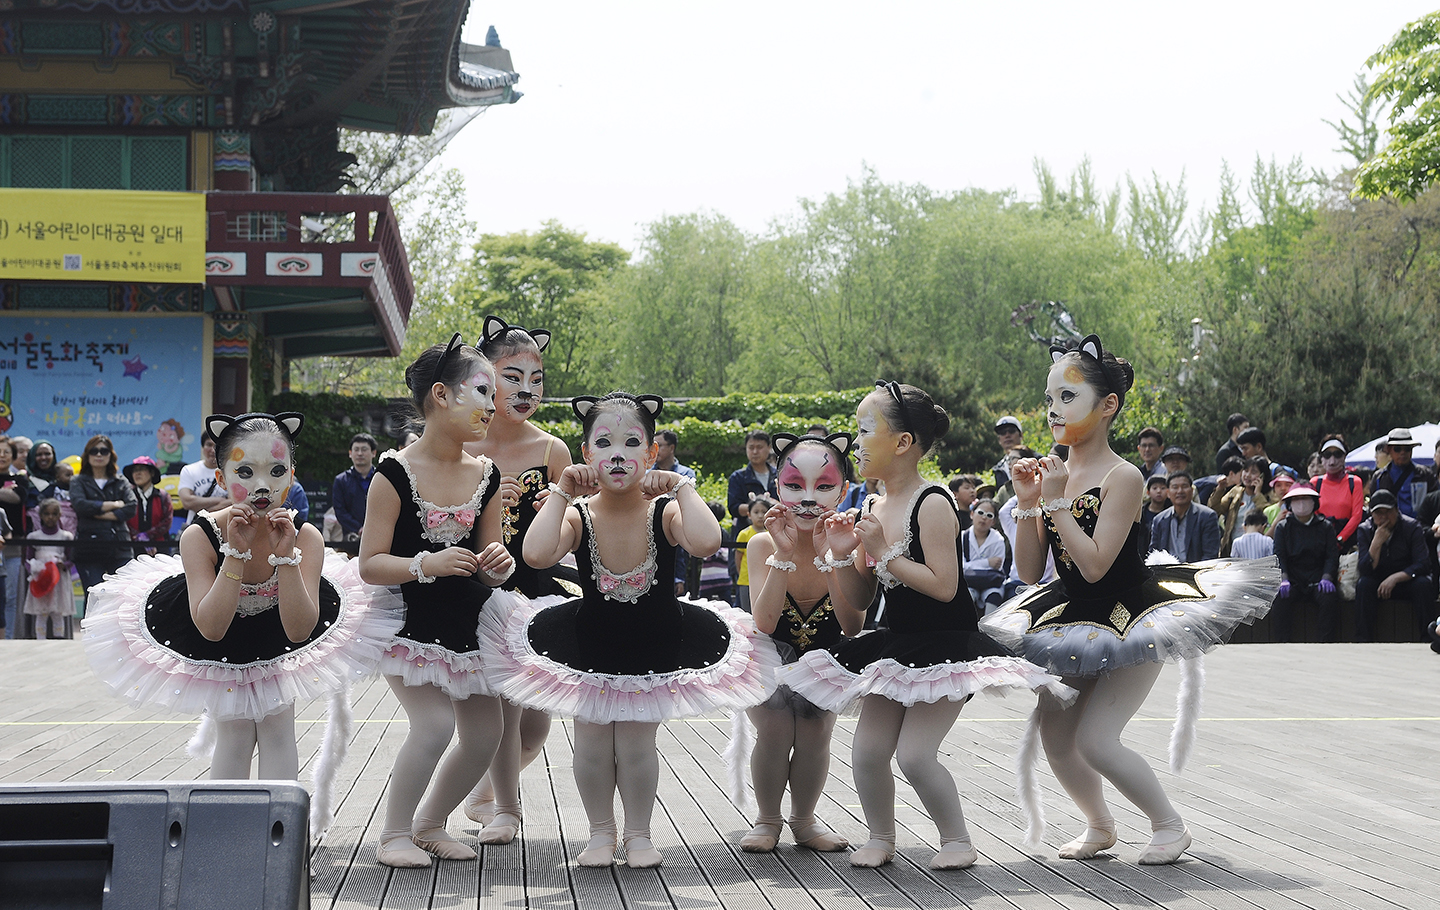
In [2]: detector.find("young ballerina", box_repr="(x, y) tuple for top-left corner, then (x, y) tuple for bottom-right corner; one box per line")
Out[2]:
(981, 335), (1277, 864)
(83, 412), (400, 783)
(358, 333), (520, 868)
(25, 498), (74, 639)
(780, 382), (1072, 870)
(728, 433), (864, 854)
(482, 392), (779, 869)
(462, 316), (573, 846)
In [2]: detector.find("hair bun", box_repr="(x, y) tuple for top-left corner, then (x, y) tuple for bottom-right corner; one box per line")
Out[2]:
(931, 403), (951, 440)
(1110, 356), (1135, 394)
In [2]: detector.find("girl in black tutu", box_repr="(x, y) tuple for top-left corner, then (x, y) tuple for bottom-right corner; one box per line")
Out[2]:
(84, 412), (401, 788)
(358, 334), (519, 868)
(980, 335), (1277, 864)
(780, 383), (1071, 870)
(727, 432), (863, 855)
(482, 393), (777, 869)
(461, 316), (574, 845)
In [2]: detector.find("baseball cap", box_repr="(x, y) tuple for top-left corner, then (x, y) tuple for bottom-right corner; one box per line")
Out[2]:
(994, 416), (1021, 433)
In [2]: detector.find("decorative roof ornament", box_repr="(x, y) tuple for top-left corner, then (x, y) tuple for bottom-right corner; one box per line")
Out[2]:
(486, 26), (502, 48)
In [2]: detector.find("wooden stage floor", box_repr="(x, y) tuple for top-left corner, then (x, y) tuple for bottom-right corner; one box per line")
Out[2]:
(2, 640), (1438, 909)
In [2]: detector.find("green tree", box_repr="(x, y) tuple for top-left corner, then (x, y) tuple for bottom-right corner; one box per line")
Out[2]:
(451, 222), (630, 396)
(1355, 12), (1440, 200)
(603, 213), (751, 396)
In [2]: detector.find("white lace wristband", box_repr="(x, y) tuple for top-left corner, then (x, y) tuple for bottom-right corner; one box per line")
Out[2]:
(267, 548), (302, 567)
(408, 552), (435, 584)
(1042, 498), (1074, 514)
(873, 549), (904, 590)
(765, 554), (798, 572)
(828, 550), (858, 569)
(547, 482), (575, 505)
(672, 475), (697, 492)
(1011, 505), (1043, 520)
(483, 562), (516, 583)
(813, 555), (834, 573)
(218, 541), (252, 562)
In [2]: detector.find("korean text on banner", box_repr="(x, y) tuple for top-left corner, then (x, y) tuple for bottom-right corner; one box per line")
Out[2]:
(0, 188), (207, 283)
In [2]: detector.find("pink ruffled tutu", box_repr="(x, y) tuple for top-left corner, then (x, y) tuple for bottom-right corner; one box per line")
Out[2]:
(480, 594), (782, 724)
(82, 552), (404, 721)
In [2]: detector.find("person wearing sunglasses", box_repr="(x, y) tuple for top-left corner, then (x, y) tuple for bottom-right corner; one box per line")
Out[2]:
(70, 435), (137, 608)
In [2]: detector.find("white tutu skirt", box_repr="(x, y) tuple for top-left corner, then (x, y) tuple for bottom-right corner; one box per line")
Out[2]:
(82, 552), (405, 721)
(480, 594), (782, 724)
(778, 644), (1076, 715)
(377, 587), (528, 700)
(980, 557), (1280, 677)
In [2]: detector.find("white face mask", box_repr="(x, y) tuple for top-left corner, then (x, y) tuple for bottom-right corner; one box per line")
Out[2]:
(220, 429), (294, 513)
(1288, 498), (1316, 520)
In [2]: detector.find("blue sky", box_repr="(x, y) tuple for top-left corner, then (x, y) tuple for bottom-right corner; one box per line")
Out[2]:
(443, 1), (1435, 248)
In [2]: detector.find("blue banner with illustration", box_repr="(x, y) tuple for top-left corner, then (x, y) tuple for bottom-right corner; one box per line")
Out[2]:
(0, 315), (204, 471)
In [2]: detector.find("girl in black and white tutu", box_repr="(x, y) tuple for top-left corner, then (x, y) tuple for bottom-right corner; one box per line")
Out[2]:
(779, 383), (1072, 870)
(980, 335), (1278, 864)
(482, 392), (778, 869)
(83, 412), (401, 793)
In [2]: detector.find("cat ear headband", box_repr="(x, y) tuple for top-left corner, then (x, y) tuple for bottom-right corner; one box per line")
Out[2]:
(1049, 333), (1117, 394)
(874, 380), (914, 437)
(205, 411), (304, 444)
(571, 393), (664, 422)
(772, 432), (854, 462)
(482, 315), (552, 355)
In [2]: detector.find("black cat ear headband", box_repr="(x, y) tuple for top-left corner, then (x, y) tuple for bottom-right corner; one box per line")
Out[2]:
(874, 380), (914, 438)
(1049, 333), (1116, 394)
(205, 412), (304, 444)
(481, 315), (552, 355)
(772, 432), (854, 462)
(571, 393), (664, 422)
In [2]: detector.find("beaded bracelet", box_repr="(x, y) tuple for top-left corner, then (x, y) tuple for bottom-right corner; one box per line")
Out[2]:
(268, 548), (303, 567)
(765, 554), (798, 572)
(218, 541), (252, 562)
(1011, 505), (1044, 521)
(408, 552), (435, 584)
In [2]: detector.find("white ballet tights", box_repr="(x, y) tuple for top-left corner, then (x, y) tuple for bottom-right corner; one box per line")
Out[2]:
(746, 704), (837, 829)
(470, 702), (551, 817)
(851, 696), (971, 858)
(382, 678), (503, 839)
(1039, 663), (1184, 846)
(210, 707), (298, 780)
(572, 720), (660, 854)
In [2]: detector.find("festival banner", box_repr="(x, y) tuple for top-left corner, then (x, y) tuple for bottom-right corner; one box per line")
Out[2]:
(0, 188), (207, 283)
(0, 315), (205, 471)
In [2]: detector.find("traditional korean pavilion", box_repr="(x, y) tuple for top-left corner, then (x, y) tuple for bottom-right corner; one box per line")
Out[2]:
(0, 0), (516, 463)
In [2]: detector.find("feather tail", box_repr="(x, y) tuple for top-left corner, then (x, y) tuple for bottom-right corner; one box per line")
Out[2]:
(186, 712), (216, 762)
(723, 710), (755, 817)
(1169, 655), (1205, 774)
(1016, 707), (1045, 849)
(309, 686), (354, 839)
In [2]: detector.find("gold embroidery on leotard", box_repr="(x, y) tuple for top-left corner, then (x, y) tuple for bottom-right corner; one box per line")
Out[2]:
(503, 467), (547, 544)
(1110, 603), (1131, 628)
(1159, 580), (1203, 599)
(1036, 604), (1067, 625)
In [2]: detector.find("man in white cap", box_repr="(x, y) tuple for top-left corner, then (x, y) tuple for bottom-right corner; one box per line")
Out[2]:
(1370, 428), (1436, 519)
(991, 416), (1023, 491)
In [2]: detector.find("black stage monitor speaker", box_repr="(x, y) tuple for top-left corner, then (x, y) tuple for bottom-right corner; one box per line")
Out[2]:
(0, 781), (309, 910)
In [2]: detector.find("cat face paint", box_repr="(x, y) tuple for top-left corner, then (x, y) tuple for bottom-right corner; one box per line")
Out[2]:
(444, 363), (497, 440)
(1045, 361), (1106, 446)
(219, 428), (293, 513)
(495, 349), (544, 424)
(776, 444), (846, 528)
(854, 392), (898, 480)
(583, 408), (655, 491)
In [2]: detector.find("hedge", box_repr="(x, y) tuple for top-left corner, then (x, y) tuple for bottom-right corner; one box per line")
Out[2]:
(269, 391), (395, 488)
